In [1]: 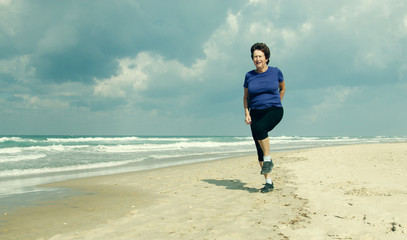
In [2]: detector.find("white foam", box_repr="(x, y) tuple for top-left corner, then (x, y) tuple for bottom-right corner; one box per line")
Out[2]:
(25, 144), (91, 152)
(0, 147), (22, 154)
(45, 136), (143, 143)
(0, 137), (38, 143)
(0, 137), (23, 143)
(0, 154), (46, 163)
(95, 140), (254, 153)
(0, 159), (142, 177)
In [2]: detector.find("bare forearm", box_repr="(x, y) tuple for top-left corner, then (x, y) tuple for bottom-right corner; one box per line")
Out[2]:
(279, 80), (286, 101)
(243, 88), (250, 114)
(243, 88), (251, 124)
(243, 98), (249, 113)
(279, 89), (285, 101)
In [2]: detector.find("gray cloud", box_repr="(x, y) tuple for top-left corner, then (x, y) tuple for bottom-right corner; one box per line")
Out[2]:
(1, 0), (406, 136)
(1, 0), (243, 83)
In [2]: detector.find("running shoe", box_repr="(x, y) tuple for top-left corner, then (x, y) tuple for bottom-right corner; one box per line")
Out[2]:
(260, 183), (274, 193)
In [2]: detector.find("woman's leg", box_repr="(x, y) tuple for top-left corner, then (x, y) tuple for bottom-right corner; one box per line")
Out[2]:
(251, 129), (273, 181)
(258, 137), (271, 179)
(250, 107), (283, 192)
(258, 137), (270, 158)
(253, 140), (267, 173)
(253, 108), (283, 161)
(251, 120), (264, 166)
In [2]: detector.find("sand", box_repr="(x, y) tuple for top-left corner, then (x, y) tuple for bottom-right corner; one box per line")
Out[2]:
(1, 143), (406, 240)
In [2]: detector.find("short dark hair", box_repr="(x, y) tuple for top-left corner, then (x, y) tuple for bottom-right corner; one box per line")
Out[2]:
(250, 43), (270, 64)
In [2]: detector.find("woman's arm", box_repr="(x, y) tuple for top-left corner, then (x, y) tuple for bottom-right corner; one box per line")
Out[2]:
(243, 88), (251, 125)
(279, 80), (286, 101)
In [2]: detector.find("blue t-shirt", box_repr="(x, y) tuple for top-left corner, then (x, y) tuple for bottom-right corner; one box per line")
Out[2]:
(243, 66), (284, 109)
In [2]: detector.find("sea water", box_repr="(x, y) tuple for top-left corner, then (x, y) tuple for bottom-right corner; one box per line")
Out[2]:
(0, 135), (406, 212)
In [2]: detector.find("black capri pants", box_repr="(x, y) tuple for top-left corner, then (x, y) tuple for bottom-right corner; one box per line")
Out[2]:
(250, 106), (284, 161)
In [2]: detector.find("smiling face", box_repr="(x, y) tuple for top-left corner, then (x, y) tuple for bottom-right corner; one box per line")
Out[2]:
(252, 49), (268, 72)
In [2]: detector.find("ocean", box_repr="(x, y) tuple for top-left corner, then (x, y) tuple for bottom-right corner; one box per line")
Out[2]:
(1, 135), (406, 212)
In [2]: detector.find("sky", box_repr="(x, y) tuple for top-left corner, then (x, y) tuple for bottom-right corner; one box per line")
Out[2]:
(1, 0), (406, 136)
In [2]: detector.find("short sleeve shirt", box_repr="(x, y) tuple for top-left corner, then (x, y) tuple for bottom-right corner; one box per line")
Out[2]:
(243, 66), (284, 109)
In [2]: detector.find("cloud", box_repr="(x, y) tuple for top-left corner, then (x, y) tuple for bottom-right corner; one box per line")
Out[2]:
(238, 0), (407, 89)
(0, 55), (34, 83)
(93, 10), (244, 115)
(202, 12), (240, 60)
(93, 55), (151, 98)
(305, 86), (357, 123)
(1, 0), (407, 135)
(36, 25), (78, 55)
(93, 51), (207, 98)
(0, 0), (11, 6)
(10, 94), (69, 110)
(1, 0), (243, 83)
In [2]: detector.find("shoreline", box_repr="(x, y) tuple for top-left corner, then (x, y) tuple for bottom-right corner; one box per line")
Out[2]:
(1, 136), (406, 215)
(1, 142), (406, 239)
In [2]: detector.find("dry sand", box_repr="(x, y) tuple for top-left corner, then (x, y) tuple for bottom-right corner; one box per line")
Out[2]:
(1, 143), (406, 240)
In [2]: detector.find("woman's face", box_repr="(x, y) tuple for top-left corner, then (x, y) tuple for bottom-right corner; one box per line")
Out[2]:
(252, 50), (268, 70)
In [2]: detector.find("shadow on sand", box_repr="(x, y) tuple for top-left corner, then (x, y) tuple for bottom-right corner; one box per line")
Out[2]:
(202, 179), (259, 193)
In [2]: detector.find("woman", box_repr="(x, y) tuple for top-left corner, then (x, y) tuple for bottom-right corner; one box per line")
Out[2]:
(243, 42), (286, 193)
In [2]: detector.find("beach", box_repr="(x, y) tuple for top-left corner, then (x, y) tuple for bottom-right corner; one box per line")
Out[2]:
(1, 142), (406, 239)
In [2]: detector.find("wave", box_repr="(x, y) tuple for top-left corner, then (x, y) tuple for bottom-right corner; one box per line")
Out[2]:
(0, 136), (192, 144)
(43, 136), (246, 144)
(2, 135), (405, 148)
(0, 137), (38, 143)
(45, 136), (143, 143)
(0, 141), (254, 157)
(0, 154), (46, 163)
(0, 147), (22, 154)
(0, 136), (250, 150)
(0, 145), (92, 155)
(0, 159), (141, 177)
(96, 140), (254, 153)
(45, 136), (209, 143)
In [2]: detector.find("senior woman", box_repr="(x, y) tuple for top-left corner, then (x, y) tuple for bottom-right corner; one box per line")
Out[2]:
(243, 42), (286, 193)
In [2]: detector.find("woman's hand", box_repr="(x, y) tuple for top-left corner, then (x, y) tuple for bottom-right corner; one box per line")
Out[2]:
(245, 114), (252, 125)
(243, 88), (251, 125)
